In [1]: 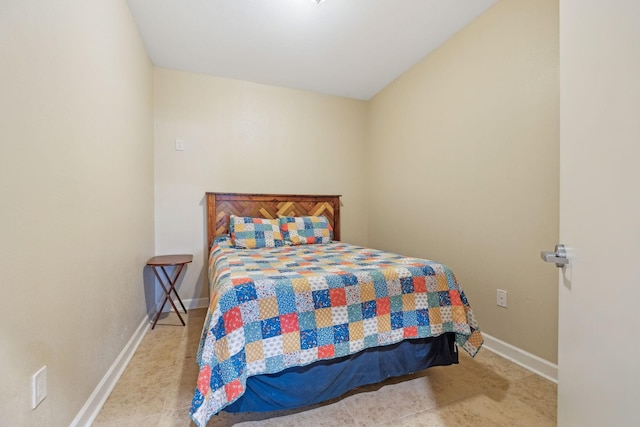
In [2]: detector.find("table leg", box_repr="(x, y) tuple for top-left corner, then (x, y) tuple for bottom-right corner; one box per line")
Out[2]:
(160, 265), (188, 314)
(150, 265), (187, 329)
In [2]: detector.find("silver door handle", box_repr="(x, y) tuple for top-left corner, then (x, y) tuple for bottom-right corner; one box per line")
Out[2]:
(540, 244), (569, 267)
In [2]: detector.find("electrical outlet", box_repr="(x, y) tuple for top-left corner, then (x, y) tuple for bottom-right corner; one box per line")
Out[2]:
(32, 366), (47, 409)
(175, 139), (185, 151)
(497, 289), (508, 308)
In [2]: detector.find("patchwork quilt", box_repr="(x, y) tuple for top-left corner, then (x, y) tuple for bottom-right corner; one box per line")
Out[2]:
(190, 236), (483, 426)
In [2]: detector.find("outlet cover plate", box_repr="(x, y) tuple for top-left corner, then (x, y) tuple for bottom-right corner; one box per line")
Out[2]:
(497, 289), (508, 308)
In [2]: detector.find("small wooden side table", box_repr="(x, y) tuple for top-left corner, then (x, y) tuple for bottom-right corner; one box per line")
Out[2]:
(146, 254), (193, 329)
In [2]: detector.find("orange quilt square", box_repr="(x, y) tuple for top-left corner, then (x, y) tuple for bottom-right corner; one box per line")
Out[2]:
(404, 326), (418, 338)
(413, 276), (427, 293)
(280, 312), (299, 333)
(376, 297), (391, 316)
(222, 307), (243, 332)
(318, 344), (335, 359)
(329, 288), (347, 306)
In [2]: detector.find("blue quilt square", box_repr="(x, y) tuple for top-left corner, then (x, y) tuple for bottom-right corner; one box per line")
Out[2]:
(460, 290), (469, 305)
(373, 279), (389, 298)
(211, 315), (226, 340)
(235, 282), (258, 303)
(417, 309), (430, 326)
(230, 351), (246, 376)
(190, 389), (204, 414)
(390, 295), (403, 313)
(325, 275), (343, 289)
(361, 300), (377, 319)
(317, 327), (334, 346)
(422, 265), (435, 276)
(261, 317), (282, 339)
(445, 269), (456, 289)
(364, 334), (378, 348)
(313, 289), (331, 309)
(300, 329), (318, 350)
(265, 356), (284, 372)
(209, 366), (224, 390)
(333, 324), (349, 343)
(403, 310), (417, 327)
(276, 284), (296, 314)
(427, 293), (440, 308)
(406, 266), (423, 277)
(341, 274), (358, 286)
(369, 270), (384, 283)
(347, 304), (362, 322)
(220, 359), (237, 383)
(418, 325), (432, 336)
(391, 312), (404, 330)
(334, 342), (350, 357)
(244, 321), (262, 343)
(438, 291), (451, 306)
(218, 291), (238, 312)
(400, 277), (414, 294)
(298, 311), (316, 330)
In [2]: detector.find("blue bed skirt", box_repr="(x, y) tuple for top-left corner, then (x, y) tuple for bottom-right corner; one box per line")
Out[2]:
(224, 333), (458, 413)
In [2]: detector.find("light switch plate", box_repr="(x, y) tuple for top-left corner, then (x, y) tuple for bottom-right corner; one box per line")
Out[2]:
(32, 366), (47, 409)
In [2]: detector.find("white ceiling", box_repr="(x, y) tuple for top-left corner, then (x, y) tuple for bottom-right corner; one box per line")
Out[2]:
(126, 0), (498, 100)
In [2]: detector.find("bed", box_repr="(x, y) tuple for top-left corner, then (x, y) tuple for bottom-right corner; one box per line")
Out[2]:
(190, 193), (483, 426)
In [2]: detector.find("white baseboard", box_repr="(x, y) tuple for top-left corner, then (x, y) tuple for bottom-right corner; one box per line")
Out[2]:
(481, 332), (558, 383)
(71, 298), (209, 426)
(70, 316), (150, 427)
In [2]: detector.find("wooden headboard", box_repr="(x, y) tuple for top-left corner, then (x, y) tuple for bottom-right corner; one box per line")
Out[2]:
(206, 192), (341, 248)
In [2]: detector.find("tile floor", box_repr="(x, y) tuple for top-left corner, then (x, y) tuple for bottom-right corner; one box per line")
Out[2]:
(93, 309), (557, 426)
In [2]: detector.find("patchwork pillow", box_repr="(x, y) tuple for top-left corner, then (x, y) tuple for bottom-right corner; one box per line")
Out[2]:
(229, 215), (285, 249)
(279, 215), (333, 245)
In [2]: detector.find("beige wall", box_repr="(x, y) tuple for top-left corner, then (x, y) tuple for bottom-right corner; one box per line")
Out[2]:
(367, 0), (559, 362)
(153, 68), (369, 302)
(0, 2), (559, 422)
(0, 1), (154, 425)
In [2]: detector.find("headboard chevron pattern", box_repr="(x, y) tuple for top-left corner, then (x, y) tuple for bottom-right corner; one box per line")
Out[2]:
(206, 193), (341, 248)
